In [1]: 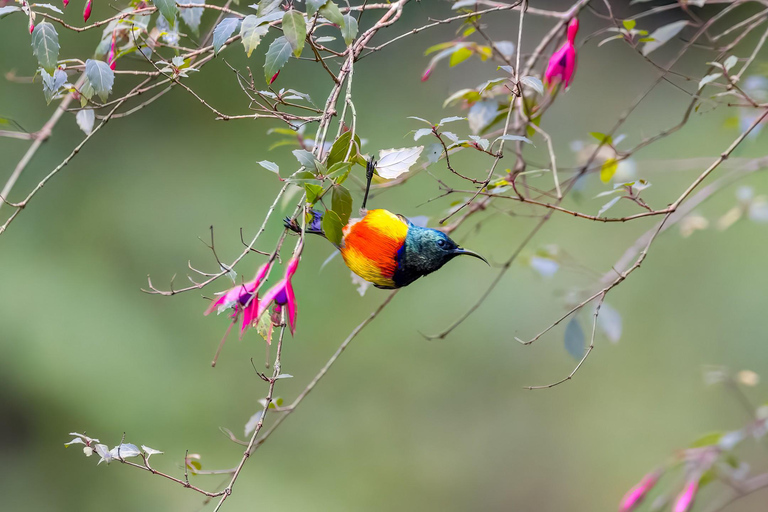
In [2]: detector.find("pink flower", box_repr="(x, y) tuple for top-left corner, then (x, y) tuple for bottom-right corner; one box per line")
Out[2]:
(619, 471), (660, 512)
(269, 71), (280, 84)
(63, 0), (69, 6)
(205, 264), (269, 337)
(83, 0), (92, 22)
(421, 68), (432, 82)
(108, 30), (117, 70)
(544, 18), (579, 89)
(257, 256), (300, 337)
(672, 479), (698, 512)
(29, 20), (35, 34)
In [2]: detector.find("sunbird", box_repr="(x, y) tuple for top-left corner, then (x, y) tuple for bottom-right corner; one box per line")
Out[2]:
(286, 160), (488, 289)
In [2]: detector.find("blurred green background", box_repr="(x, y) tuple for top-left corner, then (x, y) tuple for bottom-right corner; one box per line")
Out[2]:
(2, 1), (768, 511)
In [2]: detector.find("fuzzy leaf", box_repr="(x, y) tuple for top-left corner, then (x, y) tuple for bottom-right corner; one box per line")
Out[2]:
(256, 0), (281, 16)
(76, 109), (95, 135)
(282, 10), (306, 57)
(642, 20), (687, 56)
(319, 1), (344, 28)
(153, 0), (179, 28)
(213, 18), (240, 54)
(180, 0), (204, 35)
(597, 303), (622, 343)
(376, 146), (424, 179)
(520, 75), (544, 95)
(341, 14), (358, 46)
(31, 22), (60, 75)
(306, 0), (326, 17)
(292, 149), (319, 171)
(564, 318), (585, 360)
(85, 59), (114, 101)
(241, 15), (269, 57)
(264, 35), (292, 82)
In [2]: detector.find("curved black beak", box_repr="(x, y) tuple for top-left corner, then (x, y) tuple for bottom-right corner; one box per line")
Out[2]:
(453, 248), (489, 265)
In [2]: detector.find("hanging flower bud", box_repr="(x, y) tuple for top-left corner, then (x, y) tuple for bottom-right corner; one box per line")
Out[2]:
(107, 29), (117, 70)
(269, 71), (279, 85)
(83, 0), (92, 22)
(63, 0), (69, 7)
(544, 17), (579, 90)
(672, 480), (698, 512)
(619, 471), (660, 512)
(29, 19), (35, 34)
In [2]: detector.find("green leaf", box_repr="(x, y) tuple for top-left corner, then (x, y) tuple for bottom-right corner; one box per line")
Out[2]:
(286, 170), (318, 184)
(327, 162), (353, 184)
(690, 432), (723, 448)
(642, 20), (687, 56)
(306, 0), (326, 17)
(257, 160), (280, 175)
(153, 0), (179, 28)
(213, 18), (240, 54)
(304, 183), (324, 204)
(723, 55), (738, 71)
(698, 72), (722, 90)
(600, 158), (618, 183)
(292, 149), (319, 172)
(282, 10), (306, 57)
(622, 19), (636, 31)
(319, 1), (345, 29)
(257, 0), (282, 16)
(264, 36), (292, 82)
(520, 75), (544, 95)
(241, 15), (269, 58)
(85, 59), (114, 102)
(331, 184), (353, 225)
(180, 0), (204, 35)
(449, 46), (473, 67)
(327, 131), (361, 167)
(322, 209), (344, 246)
(31, 22), (60, 75)
(0, 5), (21, 18)
(341, 14), (358, 45)
(564, 318), (585, 360)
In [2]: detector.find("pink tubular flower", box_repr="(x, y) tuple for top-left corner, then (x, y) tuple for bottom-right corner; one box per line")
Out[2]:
(672, 479), (698, 512)
(205, 264), (269, 337)
(107, 30), (117, 70)
(257, 256), (300, 337)
(619, 471), (660, 512)
(83, 0), (92, 22)
(63, 0), (69, 6)
(544, 17), (579, 89)
(29, 20), (35, 34)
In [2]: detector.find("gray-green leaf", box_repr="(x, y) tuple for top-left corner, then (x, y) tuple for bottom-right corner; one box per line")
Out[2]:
(153, 0), (179, 28)
(642, 20), (687, 56)
(341, 14), (357, 45)
(564, 318), (585, 360)
(85, 59), (114, 101)
(241, 15), (269, 57)
(264, 35), (292, 82)
(306, 0), (326, 17)
(76, 109), (95, 135)
(31, 22), (59, 75)
(282, 10), (306, 57)
(331, 184), (353, 225)
(319, 1), (345, 29)
(180, 0), (204, 35)
(256, 0), (281, 16)
(213, 18), (240, 54)
(292, 148), (319, 171)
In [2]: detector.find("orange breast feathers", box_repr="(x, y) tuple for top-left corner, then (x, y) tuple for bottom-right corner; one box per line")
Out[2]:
(340, 209), (408, 288)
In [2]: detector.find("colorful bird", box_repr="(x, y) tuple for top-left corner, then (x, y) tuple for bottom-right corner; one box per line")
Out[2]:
(544, 17), (579, 89)
(286, 161), (488, 289)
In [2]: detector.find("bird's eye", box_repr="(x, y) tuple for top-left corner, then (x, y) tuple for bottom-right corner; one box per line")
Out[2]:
(437, 239), (446, 247)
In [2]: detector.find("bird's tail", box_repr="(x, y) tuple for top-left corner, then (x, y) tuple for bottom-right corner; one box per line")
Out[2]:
(284, 209), (326, 237)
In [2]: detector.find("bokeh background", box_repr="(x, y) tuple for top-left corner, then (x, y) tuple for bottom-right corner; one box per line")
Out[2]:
(2, 1), (768, 510)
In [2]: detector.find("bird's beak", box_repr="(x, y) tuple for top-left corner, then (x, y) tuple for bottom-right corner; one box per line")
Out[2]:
(453, 248), (489, 265)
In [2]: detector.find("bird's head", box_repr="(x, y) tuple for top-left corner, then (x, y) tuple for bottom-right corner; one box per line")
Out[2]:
(398, 225), (488, 285)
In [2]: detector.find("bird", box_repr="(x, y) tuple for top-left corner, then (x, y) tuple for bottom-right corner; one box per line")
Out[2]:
(285, 160), (488, 289)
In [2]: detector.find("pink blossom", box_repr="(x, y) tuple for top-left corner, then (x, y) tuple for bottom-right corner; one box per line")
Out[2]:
(619, 471), (660, 512)
(257, 256), (300, 337)
(544, 18), (579, 89)
(421, 68), (432, 82)
(83, 0), (92, 22)
(29, 20), (35, 34)
(672, 479), (698, 512)
(205, 264), (269, 337)
(63, 0), (69, 7)
(108, 30), (117, 70)
(269, 71), (280, 84)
